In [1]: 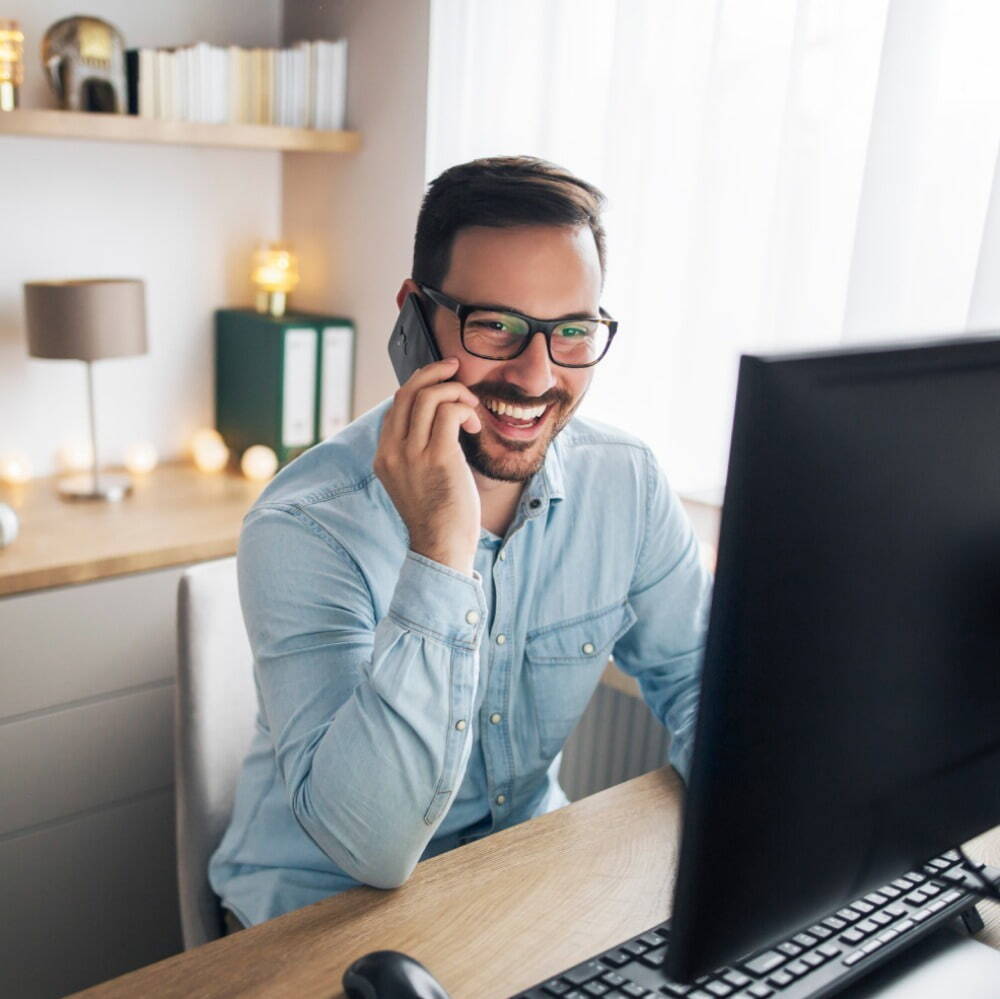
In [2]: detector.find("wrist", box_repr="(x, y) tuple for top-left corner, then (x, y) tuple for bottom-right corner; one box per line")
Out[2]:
(409, 537), (475, 577)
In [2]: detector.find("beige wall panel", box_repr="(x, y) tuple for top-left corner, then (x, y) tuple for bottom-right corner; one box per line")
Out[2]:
(0, 566), (186, 720)
(282, 0), (432, 420)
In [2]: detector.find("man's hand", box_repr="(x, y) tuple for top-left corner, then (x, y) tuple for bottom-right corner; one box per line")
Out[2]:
(374, 357), (483, 576)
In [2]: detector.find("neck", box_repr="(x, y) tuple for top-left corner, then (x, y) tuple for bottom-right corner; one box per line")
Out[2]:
(473, 469), (526, 537)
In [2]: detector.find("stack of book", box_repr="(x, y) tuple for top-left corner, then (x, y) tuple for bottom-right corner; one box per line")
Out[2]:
(124, 39), (348, 129)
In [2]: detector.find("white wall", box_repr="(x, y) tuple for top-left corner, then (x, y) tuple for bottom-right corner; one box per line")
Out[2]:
(282, 0), (431, 419)
(0, 2), (284, 476)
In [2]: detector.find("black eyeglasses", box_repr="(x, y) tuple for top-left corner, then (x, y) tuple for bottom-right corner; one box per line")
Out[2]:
(420, 284), (618, 368)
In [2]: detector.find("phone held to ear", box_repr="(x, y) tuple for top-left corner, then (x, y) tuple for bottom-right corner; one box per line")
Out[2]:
(388, 293), (443, 385)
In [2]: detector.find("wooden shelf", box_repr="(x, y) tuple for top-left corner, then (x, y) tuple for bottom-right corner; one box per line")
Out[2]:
(0, 461), (265, 596)
(0, 108), (361, 153)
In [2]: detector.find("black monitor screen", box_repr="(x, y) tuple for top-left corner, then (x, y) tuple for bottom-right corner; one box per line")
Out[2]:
(667, 337), (1000, 980)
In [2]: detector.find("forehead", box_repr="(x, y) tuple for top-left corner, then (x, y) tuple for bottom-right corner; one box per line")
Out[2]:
(443, 224), (602, 315)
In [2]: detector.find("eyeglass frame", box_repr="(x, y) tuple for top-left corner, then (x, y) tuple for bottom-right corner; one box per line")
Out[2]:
(419, 284), (618, 368)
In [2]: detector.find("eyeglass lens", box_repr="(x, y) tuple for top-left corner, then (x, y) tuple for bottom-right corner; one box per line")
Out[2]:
(463, 310), (610, 365)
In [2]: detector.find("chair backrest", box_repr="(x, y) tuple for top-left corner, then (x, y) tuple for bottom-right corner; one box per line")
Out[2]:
(175, 557), (256, 948)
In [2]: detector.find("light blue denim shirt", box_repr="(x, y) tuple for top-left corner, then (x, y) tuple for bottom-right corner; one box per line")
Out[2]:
(209, 400), (712, 927)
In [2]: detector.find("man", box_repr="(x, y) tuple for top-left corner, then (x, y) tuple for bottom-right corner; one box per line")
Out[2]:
(210, 157), (712, 931)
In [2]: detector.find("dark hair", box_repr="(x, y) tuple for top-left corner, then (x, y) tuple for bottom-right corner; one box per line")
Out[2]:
(412, 156), (608, 289)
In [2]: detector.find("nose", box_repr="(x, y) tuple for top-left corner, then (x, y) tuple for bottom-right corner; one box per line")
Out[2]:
(501, 330), (557, 398)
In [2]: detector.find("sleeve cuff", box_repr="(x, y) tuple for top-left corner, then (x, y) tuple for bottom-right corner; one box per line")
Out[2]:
(388, 550), (488, 650)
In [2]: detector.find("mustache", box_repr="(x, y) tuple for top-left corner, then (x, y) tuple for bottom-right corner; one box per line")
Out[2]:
(469, 381), (572, 408)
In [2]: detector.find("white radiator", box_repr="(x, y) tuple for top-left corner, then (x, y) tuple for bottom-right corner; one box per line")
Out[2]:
(558, 680), (670, 801)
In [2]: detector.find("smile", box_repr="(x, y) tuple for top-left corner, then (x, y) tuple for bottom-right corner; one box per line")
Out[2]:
(481, 398), (548, 423)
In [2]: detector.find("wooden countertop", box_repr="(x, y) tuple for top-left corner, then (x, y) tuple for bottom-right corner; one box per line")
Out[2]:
(71, 767), (999, 998)
(0, 462), (264, 597)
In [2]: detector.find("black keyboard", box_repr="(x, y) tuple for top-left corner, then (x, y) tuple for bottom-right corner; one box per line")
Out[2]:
(510, 852), (994, 999)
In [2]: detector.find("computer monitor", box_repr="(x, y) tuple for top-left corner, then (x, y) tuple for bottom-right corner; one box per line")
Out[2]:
(666, 336), (1000, 981)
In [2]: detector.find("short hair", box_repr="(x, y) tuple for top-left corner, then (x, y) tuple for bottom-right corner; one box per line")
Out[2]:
(412, 156), (608, 290)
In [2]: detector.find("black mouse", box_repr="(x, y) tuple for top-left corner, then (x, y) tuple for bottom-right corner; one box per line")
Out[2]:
(342, 949), (453, 999)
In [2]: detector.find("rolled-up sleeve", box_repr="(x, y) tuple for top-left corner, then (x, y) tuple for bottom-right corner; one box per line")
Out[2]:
(237, 505), (485, 889)
(611, 450), (713, 781)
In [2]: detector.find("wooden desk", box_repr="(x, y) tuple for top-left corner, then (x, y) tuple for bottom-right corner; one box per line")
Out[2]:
(72, 768), (1000, 999)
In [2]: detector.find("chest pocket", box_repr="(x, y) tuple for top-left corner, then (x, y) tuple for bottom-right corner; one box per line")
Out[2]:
(525, 600), (637, 758)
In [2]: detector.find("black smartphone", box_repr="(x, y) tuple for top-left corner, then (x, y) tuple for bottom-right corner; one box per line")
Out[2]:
(388, 292), (443, 385)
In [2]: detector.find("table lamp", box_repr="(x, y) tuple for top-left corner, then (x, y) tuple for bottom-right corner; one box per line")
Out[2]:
(23, 278), (147, 501)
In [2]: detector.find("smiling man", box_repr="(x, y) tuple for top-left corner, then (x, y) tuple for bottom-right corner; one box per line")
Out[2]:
(210, 157), (712, 932)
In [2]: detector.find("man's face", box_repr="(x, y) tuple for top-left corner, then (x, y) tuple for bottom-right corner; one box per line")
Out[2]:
(422, 224), (602, 483)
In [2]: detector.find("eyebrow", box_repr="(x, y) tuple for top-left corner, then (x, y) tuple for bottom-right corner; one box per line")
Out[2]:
(475, 301), (598, 321)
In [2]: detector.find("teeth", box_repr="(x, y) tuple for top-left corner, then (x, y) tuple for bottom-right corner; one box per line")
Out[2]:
(484, 398), (547, 421)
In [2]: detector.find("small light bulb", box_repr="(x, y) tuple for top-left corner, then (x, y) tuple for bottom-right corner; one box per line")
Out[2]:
(190, 428), (224, 455)
(193, 438), (229, 473)
(124, 442), (158, 475)
(241, 445), (278, 482)
(0, 452), (32, 485)
(56, 441), (94, 474)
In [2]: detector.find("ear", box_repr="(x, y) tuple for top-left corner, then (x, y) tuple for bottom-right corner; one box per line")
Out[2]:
(395, 278), (420, 311)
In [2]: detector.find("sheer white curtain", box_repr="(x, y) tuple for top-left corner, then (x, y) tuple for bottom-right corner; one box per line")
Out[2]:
(426, 0), (1000, 496)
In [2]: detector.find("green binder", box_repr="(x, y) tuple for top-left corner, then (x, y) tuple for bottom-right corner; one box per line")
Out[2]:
(215, 308), (355, 466)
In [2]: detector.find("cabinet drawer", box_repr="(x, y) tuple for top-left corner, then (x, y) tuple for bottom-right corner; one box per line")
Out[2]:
(0, 565), (186, 720)
(0, 683), (174, 837)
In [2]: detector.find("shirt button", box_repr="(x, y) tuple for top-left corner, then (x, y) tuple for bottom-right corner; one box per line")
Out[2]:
(498, 550), (506, 561)
(496, 794), (506, 805)
(490, 712), (502, 724)
(495, 633), (506, 645)
(582, 642), (596, 655)
(455, 719), (467, 731)
(465, 610), (480, 625)
(528, 498), (542, 510)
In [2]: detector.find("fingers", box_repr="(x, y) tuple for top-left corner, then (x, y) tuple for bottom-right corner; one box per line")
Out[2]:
(382, 357), (460, 441)
(406, 381), (481, 450)
(426, 402), (481, 459)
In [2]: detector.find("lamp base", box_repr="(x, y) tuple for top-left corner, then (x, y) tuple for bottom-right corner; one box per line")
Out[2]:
(58, 473), (132, 502)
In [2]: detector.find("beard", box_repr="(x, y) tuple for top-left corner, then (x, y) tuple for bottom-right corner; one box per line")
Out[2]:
(459, 380), (581, 483)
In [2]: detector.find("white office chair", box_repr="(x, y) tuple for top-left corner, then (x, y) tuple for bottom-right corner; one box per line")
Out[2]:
(175, 557), (257, 949)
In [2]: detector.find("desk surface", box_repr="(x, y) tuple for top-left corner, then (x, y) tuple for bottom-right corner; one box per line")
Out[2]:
(73, 768), (999, 999)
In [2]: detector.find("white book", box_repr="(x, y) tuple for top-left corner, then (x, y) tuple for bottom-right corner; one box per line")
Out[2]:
(226, 46), (240, 123)
(214, 46), (227, 124)
(332, 38), (348, 130)
(282, 329), (319, 449)
(318, 326), (355, 440)
(293, 46), (308, 127)
(154, 50), (168, 119)
(298, 41), (315, 129)
(314, 41), (331, 129)
(138, 49), (155, 118)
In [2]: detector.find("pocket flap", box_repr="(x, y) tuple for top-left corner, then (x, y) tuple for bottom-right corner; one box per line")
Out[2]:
(526, 600), (637, 664)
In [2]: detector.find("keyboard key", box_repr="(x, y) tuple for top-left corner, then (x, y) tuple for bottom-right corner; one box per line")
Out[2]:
(928, 899), (946, 913)
(880, 884), (901, 899)
(864, 891), (888, 906)
(892, 878), (912, 891)
(602, 972), (627, 988)
(857, 919), (879, 936)
(912, 909), (932, 923)
(767, 970), (793, 988)
(792, 932), (817, 948)
(895, 918), (915, 933)
(942, 889), (963, 904)
(543, 982), (572, 996)
(601, 949), (631, 968)
(808, 923), (832, 940)
(582, 983), (610, 996)
(747, 986), (774, 998)
(905, 872), (926, 885)
(659, 984), (691, 997)
(886, 903), (907, 919)
(785, 960), (809, 978)
(743, 951), (786, 976)
(722, 970), (751, 988)
(837, 908), (860, 923)
(870, 911), (893, 926)
(818, 943), (842, 959)
(622, 941), (649, 957)
(839, 929), (864, 945)
(861, 940), (882, 954)
(687, 991), (711, 999)
(639, 945), (668, 968)
(850, 900), (874, 915)
(843, 951), (865, 966)
(621, 985), (649, 998)
(906, 890), (929, 905)
(878, 929), (899, 944)
(564, 962), (606, 986)
(823, 916), (847, 931)
(801, 952), (823, 968)
(639, 932), (665, 947)
(704, 982), (733, 997)
(777, 942), (802, 958)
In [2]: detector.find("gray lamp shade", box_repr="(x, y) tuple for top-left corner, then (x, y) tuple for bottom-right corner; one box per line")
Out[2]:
(23, 278), (147, 361)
